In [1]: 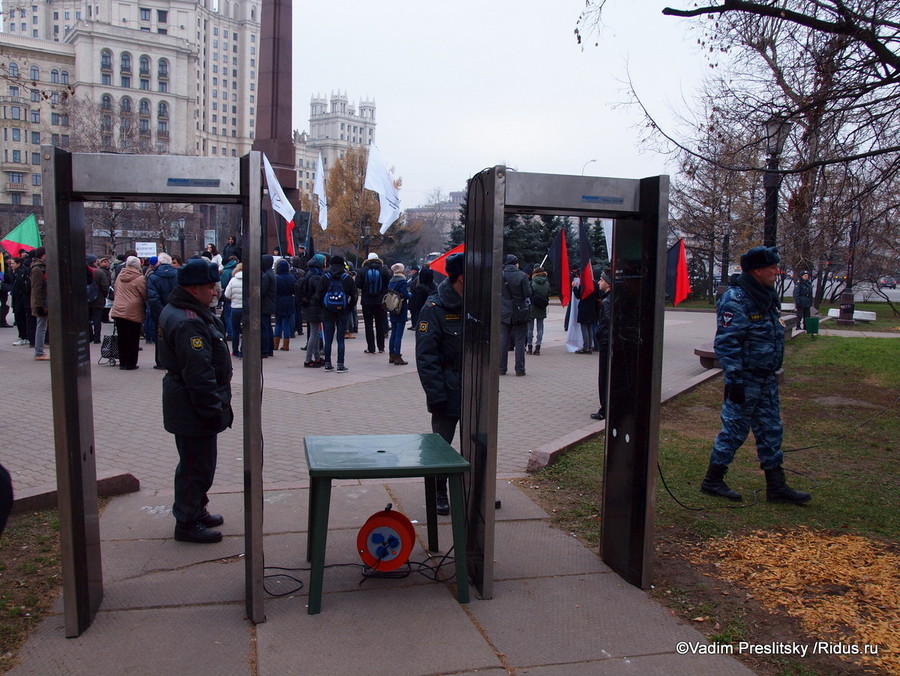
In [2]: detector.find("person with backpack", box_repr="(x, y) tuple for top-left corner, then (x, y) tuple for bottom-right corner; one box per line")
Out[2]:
(297, 254), (326, 367)
(357, 252), (391, 355)
(385, 263), (412, 365)
(499, 254), (532, 376)
(314, 254), (357, 372)
(147, 253), (179, 368)
(527, 266), (551, 356)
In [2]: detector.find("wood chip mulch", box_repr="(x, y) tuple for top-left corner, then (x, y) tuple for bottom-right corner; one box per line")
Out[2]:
(689, 526), (898, 673)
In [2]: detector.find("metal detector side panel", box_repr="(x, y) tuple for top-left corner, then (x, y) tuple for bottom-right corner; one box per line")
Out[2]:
(505, 171), (639, 216)
(70, 153), (242, 202)
(460, 166), (504, 599)
(42, 147), (103, 636)
(600, 176), (668, 589)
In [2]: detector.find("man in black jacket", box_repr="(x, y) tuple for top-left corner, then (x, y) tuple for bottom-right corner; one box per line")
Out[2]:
(415, 252), (464, 515)
(357, 252), (391, 354)
(158, 259), (233, 543)
(499, 254), (531, 376)
(591, 271), (612, 421)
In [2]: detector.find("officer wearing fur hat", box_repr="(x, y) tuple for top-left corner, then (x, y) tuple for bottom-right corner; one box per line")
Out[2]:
(701, 246), (811, 505)
(158, 258), (234, 543)
(415, 252), (465, 515)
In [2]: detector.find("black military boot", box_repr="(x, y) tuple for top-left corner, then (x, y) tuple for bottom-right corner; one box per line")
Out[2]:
(199, 509), (224, 528)
(174, 521), (223, 543)
(764, 467), (811, 504)
(700, 463), (742, 501)
(435, 477), (450, 516)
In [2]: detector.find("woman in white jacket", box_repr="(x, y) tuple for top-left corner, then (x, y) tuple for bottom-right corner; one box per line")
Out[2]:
(223, 263), (243, 357)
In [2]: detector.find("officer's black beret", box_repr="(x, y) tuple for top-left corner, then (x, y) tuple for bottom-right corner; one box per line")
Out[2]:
(740, 246), (780, 271)
(178, 258), (220, 286)
(446, 252), (465, 276)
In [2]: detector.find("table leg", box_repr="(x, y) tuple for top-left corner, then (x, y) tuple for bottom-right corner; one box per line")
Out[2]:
(307, 477), (332, 615)
(424, 475), (438, 552)
(448, 474), (469, 604)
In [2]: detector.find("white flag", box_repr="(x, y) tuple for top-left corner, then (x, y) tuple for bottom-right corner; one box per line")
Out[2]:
(313, 153), (328, 231)
(262, 154), (296, 224)
(364, 144), (401, 234)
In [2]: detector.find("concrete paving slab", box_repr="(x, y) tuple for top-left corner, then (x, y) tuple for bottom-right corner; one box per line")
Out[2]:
(516, 653), (755, 675)
(256, 586), (503, 676)
(492, 519), (612, 580)
(8, 605), (251, 676)
(466, 574), (717, 669)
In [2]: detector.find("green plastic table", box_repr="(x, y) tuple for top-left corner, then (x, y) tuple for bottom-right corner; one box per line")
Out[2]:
(303, 433), (471, 615)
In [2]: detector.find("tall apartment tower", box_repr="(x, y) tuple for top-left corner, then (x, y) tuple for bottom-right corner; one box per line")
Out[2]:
(293, 92), (376, 194)
(1, 0), (261, 207)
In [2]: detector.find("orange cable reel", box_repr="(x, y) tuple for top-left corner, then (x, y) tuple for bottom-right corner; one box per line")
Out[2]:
(356, 504), (416, 572)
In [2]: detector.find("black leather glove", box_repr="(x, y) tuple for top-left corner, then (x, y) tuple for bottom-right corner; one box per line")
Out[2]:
(724, 381), (745, 404)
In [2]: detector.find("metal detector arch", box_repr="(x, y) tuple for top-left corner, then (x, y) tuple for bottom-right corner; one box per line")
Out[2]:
(461, 167), (668, 597)
(41, 148), (266, 636)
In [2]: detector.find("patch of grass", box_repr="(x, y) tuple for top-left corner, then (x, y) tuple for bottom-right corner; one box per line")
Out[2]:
(0, 511), (62, 672)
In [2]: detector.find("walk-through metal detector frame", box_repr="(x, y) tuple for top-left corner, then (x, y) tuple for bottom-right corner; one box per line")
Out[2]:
(42, 148), (266, 636)
(462, 167), (668, 596)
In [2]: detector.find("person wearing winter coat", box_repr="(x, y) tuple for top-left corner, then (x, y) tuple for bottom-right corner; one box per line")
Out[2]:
(527, 266), (551, 355)
(30, 247), (49, 361)
(220, 235), (241, 263)
(572, 269), (599, 354)
(499, 254), (531, 376)
(223, 263), (244, 357)
(297, 254), (326, 367)
(260, 253), (276, 357)
(314, 255), (357, 372)
(408, 266), (435, 331)
(273, 259), (296, 350)
(219, 256), (239, 339)
(386, 263), (412, 365)
(792, 271), (814, 330)
(147, 253), (179, 368)
(357, 252), (391, 354)
(591, 271), (612, 421)
(110, 256), (148, 370)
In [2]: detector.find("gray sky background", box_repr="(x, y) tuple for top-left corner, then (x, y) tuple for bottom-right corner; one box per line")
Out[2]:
(292, 0), (709, 207)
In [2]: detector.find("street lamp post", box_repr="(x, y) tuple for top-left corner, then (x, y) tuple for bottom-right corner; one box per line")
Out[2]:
(582, 159), (598, 175)
(837, 214), (859, 327)
(763, 116), (792, 248)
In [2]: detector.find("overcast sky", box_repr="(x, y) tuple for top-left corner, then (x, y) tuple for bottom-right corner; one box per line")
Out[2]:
(292, 0), (708, 207)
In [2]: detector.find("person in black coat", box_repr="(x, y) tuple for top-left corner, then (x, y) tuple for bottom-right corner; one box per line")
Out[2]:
(260, 254), (276, 357)
(591, 271), (612, 421)
(220, 235), (241, 263)
(298, 254), (326, 367)
(158, 259), (233, 543)
(409, 266), (436, 331)
(314, 255), (357, 372)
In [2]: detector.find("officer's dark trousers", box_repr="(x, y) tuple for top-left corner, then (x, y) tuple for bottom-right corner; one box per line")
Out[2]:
(362, 303), (387, 352)
(430, 413), (460, 495)
(596, 343), (609, 413)
(172, 434), (217, 525)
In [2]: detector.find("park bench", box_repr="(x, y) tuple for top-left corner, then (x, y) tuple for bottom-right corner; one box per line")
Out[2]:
(827, 308), (876, 322)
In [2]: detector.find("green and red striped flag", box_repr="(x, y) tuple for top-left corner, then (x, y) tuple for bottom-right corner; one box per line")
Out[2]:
(1, 213), (42, 257)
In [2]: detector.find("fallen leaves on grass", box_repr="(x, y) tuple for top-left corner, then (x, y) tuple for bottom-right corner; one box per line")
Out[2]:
(690, 526), (899, 673)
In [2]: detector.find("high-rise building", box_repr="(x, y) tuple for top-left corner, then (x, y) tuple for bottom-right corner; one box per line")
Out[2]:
(1, 0), (261, 207)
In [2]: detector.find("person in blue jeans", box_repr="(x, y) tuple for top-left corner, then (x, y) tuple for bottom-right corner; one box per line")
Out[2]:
(273, 259), (296, 351)
(387, 263), (411, 364)
(314, 255), (357, 372)
(223, 263), (243, 357)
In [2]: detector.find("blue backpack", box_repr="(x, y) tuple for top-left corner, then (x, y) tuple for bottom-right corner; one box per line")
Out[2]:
(322, 272), (349, 312)
(365, 267), (383, 295)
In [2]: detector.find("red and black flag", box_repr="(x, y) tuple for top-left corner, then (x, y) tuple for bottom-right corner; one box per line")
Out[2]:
(577, 220), (596, 299)
(666, 238), (691, 305)
(429, 243), (465, 277)
(547, 228), (570, 306)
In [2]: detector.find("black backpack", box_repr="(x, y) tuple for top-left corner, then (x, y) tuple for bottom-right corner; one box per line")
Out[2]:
(86, 268), (99, 303)
(322, 272), (349, 312)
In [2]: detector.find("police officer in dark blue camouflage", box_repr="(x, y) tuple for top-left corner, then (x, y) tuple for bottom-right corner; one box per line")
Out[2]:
(701, 246), (811, 504)
(159, 258), (234, 543)
(415, 252), (464, 515)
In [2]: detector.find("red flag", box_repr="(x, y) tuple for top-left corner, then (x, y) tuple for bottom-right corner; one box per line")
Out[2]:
(285, 219), (296, 256)
(547, 228), (571, 306)
(578, 221), (596, 299)
(429, 243), (464, 277)
(666, 238), (691, 305)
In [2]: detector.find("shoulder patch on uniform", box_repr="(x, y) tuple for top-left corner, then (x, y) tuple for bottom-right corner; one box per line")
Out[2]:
(184, 309), (198, 319)
(418, 321), (428, 332)
(190, 336), (204, 350)
(445, 313), (461, 321)
(721, 311), (734, 327)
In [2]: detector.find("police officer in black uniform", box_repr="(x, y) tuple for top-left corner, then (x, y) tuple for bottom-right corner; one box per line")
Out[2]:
(158, 259), (234, 543)
(415, 252), (464, 515)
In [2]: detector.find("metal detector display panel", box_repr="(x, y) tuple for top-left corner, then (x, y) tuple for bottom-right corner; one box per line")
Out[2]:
(43, 149), (265, 635)
(462, 166), (667, 596)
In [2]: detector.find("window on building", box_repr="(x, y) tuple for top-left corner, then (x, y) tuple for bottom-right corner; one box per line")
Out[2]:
(9, 106), (22, 120)
(157, 9), (167, 22)
(158, 81), (167, 93)
(32, 173), (41, 186)
(32, 194), (41, 206)
(157, 27), (166, 34)
(9, 86), (19, 97)
(31, 110), (40, 123)
(121, 52), (131, 72)
(120, 97), (132, 113)
(101, 49), (112, 69)
(12, 150), (22, 163)
(139, 118), (149, 133)
(139, 7), (150, 20)
(61, 71), (69, 84)
(102, 73), (111, 85)
(140, 79), (149, 90)
(11, 128), (20, 142)
(158, 101), (168, 118)
(139, 55), (150, 75)
(30, 65), (39, 80)
(64, 10), (69, 19)
(121, 76), (131, 88)
(11, 194), (22, 206)
(139, 99), (150, 115)
(101, 94), (112, 110)
(32, 152), (40, 164)
(51, 69), (59, 83)
(158, 59), (169, 78)
(8, 172), (24, 184)
(31, 131), (40, 144)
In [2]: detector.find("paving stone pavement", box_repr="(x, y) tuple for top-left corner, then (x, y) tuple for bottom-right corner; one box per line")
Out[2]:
(0, 307), (718, 494)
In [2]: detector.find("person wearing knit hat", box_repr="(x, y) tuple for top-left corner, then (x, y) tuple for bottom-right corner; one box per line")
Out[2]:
(701, 245), (811, 506)
(500, 253), (532, 376)
(109, 255), (148, 370)
(158, 254), (233, 543)
(386, 262), (411, 365)
(415, 251), (465, 515)
(313, 254), (358, 372)
(590, 270), (612, 421)
(358, 250), (391, 354)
